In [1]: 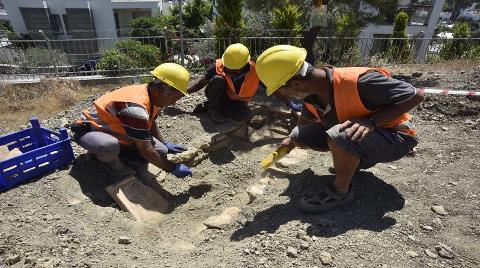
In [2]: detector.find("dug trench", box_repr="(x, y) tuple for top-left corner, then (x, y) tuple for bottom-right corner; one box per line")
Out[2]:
(1, 72), (480, 267)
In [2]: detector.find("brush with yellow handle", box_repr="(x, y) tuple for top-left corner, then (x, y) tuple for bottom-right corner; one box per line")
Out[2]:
(260, 144), (293, 169)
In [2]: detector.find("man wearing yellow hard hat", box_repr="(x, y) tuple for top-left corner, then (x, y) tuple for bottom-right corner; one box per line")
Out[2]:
(71, 63), (192, 179)
(255, 45), (424, 213)
(187, 43), (302, 123)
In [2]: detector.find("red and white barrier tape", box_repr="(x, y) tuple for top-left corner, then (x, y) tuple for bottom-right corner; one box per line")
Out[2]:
(418, 87), (480, 97)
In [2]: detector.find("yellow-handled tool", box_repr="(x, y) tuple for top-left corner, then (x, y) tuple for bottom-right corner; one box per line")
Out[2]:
(260, 145), (292, 169)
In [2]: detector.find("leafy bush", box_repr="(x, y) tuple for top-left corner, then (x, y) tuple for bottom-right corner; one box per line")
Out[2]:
(115, 40), (161, 68)
(96, 49), (135, 73)
(440, 22), (471, 60)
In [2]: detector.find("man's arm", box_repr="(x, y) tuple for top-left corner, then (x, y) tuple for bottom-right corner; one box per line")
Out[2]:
(187, 76), (210, 94)
(150, 121), (166, 143)
(370, 89), (424, 127)
(134, 139), (176, 172)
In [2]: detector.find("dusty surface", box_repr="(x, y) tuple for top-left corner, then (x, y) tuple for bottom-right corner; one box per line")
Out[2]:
(0, 64), (480, 268)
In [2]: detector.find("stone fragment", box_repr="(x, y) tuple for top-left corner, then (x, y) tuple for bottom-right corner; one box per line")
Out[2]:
(441, 126), (449, 131)
(246, 184), (266, 203)
(425, 249), (437, 259)
(6, 254), (21, 265)
(435, 243), (454, 259)
(170, 149), (199, 164)
(432, 217), (443, 227)
(406, 251), (418, 258)
(412, 72), (423, 78)
(203, 207), (241, 229)
(287, 247), (298, 258)
(319, 251), (333, 265)
(300, 241), (310, 250)
(421, 225), (433, 231)
(118, 236), (132, 244)
(431, 205), (448, 216)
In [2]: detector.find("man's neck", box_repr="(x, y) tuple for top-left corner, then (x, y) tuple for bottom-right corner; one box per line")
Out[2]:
(310, 68), (330, 107)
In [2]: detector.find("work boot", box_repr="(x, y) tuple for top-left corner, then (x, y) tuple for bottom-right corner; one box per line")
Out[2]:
(208, 108), (227, 124)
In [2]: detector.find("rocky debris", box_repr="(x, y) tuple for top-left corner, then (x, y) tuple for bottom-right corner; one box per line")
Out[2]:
(441, 126), (449, 131)
(412, 72), (423, 78)
(287, 246), (298, 258)
(117, 236), (132, 245)
(432, 217), (444, 227)
(421, 225), (433, 231)
(246, 184), (266, 203)
(6, 254), (21, 265)
(300, 241), (310, 250)
(406, 250), (418, 258)
(170, 149), (200, 164)
(319, 251), (333, 265)
(425, 249), (437, 259)
(203, 207), (241, 229)
(431, 205), (449, 216)
(435, 242), (455, 259)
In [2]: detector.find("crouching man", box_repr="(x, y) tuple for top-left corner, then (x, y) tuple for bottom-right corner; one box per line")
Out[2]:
(71, 63), (192, 179)
(255, 45), (424, 213)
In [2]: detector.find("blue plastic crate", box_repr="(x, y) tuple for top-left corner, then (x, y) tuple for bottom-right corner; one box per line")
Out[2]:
(0, 118), (75, 192)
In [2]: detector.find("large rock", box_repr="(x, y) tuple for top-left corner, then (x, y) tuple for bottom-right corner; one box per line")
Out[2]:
(246, 184), (266, 203)
(203, 207), (241, 229)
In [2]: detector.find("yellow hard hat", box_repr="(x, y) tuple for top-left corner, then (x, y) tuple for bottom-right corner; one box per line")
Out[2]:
(222, 43), (251, 70)
(255, 45), (307, 96)
(150, 63), (190, 95)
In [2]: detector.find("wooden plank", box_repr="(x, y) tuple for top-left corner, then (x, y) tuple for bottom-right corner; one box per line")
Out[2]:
(105, 176), (170, 224)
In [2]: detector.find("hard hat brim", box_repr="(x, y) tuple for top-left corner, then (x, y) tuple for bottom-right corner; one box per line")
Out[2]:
(150, 71), (189, 96)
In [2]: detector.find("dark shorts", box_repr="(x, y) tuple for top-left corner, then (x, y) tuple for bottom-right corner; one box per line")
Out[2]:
(289, 123), (418, 169)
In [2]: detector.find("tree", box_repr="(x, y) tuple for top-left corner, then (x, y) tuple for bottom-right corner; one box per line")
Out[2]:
(183, 0), (212, 31)
(440, 22), (472, 60)
(387, 11), (411, 63)
(214, 0), (245, 45)
(129, 16), (164, 37)
(271, 0), (303, 45)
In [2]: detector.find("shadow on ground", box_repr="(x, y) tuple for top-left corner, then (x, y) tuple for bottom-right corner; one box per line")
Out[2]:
(231, 168), (405, 240)
(69, 154), (212, 210)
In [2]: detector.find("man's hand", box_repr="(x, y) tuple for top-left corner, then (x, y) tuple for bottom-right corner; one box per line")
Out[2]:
(281, 137), (295, 147)
(287, 100), (303, 112)
(171, 163), (192, 178)
(164, 142), (187, 154)
(338, 118), (375, 142)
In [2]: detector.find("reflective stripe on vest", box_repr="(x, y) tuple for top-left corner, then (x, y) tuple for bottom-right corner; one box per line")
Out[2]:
(332, 67), (416, 136)
(82, 84), (159, 144)
(215, 59), (260, 103)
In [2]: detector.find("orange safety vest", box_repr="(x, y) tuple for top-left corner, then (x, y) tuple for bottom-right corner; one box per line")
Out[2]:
(215, 59), (260, 103)
(304, 67), (416, 136)
(82, 84), (160, 144)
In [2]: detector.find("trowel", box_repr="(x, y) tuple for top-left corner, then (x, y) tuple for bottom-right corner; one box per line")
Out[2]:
(260, 144), (292, 169)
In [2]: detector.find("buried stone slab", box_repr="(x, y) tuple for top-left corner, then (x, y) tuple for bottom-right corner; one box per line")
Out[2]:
(203, 207), (241, 229)
(105, 176), (169, 224)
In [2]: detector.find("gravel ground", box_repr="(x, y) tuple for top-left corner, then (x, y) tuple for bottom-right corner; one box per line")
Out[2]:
(0, 66), (479, 267)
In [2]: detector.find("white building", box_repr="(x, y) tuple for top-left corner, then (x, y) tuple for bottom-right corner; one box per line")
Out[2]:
(358, 0), (445, 62)
(1, 0), (167, 40)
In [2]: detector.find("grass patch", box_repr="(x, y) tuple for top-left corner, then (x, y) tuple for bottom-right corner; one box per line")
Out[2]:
(0, 79), (120, 134)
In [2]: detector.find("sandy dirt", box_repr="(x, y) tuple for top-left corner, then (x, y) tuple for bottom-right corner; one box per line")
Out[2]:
(0, 65), (479, 268)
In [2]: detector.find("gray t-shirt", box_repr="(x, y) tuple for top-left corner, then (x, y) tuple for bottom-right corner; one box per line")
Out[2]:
(301, 67), (416, 127)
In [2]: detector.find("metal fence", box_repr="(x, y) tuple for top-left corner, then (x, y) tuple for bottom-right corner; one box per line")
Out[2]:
(1, 35), (479, 83)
